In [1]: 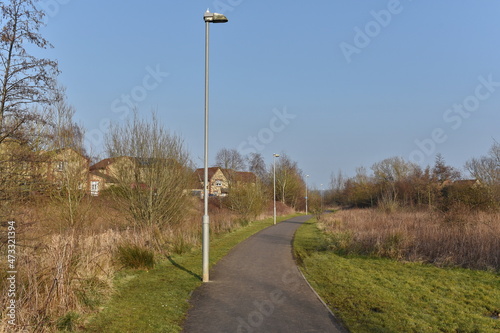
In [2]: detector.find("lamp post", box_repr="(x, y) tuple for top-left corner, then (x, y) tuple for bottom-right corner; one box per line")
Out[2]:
(202, 9), (228, 283)
(320, 183), (324, 213)
(273, 153), (280, 225)
(305, 174), (309, 215)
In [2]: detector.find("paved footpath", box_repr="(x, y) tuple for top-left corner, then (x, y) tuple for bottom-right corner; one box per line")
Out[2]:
(182, 216), (347, 333)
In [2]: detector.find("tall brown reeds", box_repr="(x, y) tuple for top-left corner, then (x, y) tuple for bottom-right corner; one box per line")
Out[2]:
(320, 208), (500, 271)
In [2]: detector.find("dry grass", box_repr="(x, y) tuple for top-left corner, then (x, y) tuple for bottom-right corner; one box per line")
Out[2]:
(320, 208), (500, 271)
(0, 195), (285, 332)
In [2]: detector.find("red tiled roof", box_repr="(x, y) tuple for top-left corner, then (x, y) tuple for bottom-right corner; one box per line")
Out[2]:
(90, 157), (120, 171)
(194, 167), (222, 181)
(194, 167), (257, 183)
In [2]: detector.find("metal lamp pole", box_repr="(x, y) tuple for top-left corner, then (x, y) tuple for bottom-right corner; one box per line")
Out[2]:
(273, 153), (280, 225)
(305, 174), (309, 215)
(320, 183), (324, 213)
(203, 10), (228, 283)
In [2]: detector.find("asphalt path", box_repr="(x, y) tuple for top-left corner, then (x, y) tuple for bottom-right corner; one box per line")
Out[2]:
(182, 215), (347, 333)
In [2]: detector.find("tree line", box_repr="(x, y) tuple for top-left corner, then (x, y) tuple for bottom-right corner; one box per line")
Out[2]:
(328, 146), (500, 212)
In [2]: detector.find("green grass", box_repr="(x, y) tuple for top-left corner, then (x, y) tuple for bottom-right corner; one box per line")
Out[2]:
(294, 220), (500, 333)
(82, 214), (300, 333)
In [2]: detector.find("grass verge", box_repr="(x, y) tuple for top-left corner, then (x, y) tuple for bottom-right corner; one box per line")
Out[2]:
(294, 219), (500, 333)
(82, 214), (300, 333)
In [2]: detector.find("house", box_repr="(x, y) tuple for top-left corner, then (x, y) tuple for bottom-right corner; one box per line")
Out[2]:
(89, 156), (191, 196)
(89, 156), (135, 196)
(194, 167), (229, 197)
(193, 167), (257, 197)
(0, 141), (90, 195)
(41, 148), (90, 191)
(0, 139), (43, 194)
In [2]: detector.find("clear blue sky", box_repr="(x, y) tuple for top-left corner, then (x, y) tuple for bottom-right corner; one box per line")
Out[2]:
(37, 0), (500, 188)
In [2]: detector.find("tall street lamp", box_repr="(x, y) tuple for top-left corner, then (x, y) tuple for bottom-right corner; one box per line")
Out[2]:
(273, 153), (280, 225)
(202, 9), (228, 283)
(305, 174), (309, 215)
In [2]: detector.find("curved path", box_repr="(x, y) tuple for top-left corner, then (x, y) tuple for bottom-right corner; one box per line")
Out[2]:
(182, 216), (346, 333)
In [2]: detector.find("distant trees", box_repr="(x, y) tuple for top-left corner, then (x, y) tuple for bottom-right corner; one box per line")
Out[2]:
(213, 148), (308, 211)
(274, 153), (305, 209)
(247, 152), (267, 180)
(215, 148), (246, 171)
(0, 0), (59, 143)
(328, 144), (500, 213)
(466, 142), (500, 186)
(465, 142), (500, 209)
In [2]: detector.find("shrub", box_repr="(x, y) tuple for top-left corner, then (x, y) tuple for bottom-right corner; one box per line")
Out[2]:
(56, 312), (80, 332)
(440, 182), (495, 212)
(116, 244), (155, 270)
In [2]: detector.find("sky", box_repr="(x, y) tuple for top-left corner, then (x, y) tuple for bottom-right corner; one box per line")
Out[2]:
(34, 0), (500, 189)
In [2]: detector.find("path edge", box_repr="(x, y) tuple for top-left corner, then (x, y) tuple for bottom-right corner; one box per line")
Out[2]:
(290, 219), (350, 333)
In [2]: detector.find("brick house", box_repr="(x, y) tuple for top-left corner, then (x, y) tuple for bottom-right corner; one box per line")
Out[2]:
(0, 141), (90, 194)
(89, 156), (136, 196)
(41, 148), (90, 191)
(193, 167), (257, 197)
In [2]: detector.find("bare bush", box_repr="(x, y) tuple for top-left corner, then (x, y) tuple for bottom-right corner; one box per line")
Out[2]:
(225, 181), (266, 223)
(105, 112), (193, 238)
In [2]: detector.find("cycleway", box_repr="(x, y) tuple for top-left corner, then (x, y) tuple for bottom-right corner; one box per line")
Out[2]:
(182, 215), (346, 333)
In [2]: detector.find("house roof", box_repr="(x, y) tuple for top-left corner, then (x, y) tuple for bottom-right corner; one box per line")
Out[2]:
(89, 170), (118, 183)
(41, 147), (90, 161)
(194, 167), (223, 182)
(91, 156), (184, 171)
(452, 179), (479, 186)
(232, 171), (257, 183)
(194, 167), (257, 183)
(90, 157), (125, 171)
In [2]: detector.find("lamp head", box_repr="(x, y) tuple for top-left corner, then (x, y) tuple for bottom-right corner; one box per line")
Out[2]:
(204, 10), (228, 23)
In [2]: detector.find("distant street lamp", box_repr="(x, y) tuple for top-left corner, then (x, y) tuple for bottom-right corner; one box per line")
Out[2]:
(202, 9), (228, 283)
(273, 153), (280, 225)
(305, 174), (309, 215)
(320, 183), (324, 213)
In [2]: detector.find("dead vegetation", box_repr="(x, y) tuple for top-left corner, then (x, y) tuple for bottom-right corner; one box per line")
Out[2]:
(0, 194), (285, 332)
(320, 208), (500, 271)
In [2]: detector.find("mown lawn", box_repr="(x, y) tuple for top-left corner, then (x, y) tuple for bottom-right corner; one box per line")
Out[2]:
(294, 220), (500, 333)
(83, 214), (300, 333)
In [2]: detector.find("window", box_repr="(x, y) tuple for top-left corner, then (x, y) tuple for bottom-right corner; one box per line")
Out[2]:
(91, 181), (99, 196)
(215, 180), (223, 187)
(56, 161), (67, 172)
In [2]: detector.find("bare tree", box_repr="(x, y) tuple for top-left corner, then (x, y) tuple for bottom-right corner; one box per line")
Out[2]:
(432, 154), (461, 184)
(215, 148), (245, 171)
(106, 112), (193, 232)
(0, 0), (59, 142)
(372, 156), (419, 204)
(464, 141), (500, 209)
(274, 153), (304, 208)
(330, 169), (346, 193)
(247, 152), (266, 179)
(466, 142), (500, 186)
